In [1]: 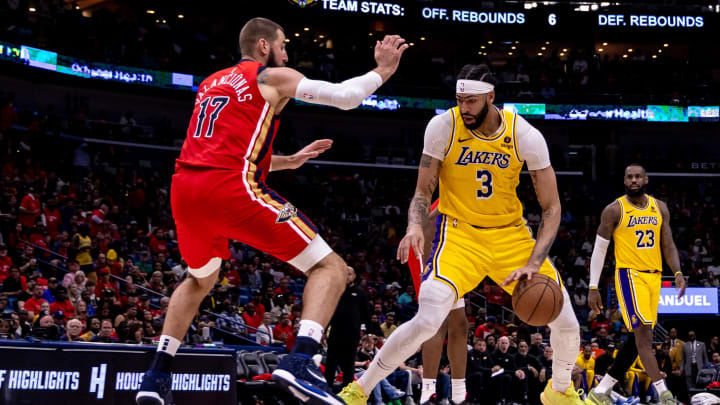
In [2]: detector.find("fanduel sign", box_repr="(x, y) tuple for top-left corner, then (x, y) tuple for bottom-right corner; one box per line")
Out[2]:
(658, 287), (719, 314)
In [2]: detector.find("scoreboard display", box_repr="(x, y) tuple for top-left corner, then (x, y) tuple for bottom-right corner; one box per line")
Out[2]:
(309, 0), (714, 32)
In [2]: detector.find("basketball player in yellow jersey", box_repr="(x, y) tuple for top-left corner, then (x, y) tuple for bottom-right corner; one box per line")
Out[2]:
(338, 64), (583, 405)
(586, 164), (686, 405)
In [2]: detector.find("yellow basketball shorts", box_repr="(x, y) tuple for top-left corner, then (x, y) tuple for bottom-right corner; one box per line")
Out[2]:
(422, 213), (562, 300)
(615, 268), (661, 331)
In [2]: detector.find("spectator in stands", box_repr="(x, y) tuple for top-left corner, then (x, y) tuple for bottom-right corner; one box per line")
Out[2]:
(682, 331), (708, 391)
(49, 286), (74, 318)
(241, 302), (262, 329)
(707, 336), (719, 360)
(396, 286), (414, 306)
(80, 317), (101, 341)
(575, 344), (595, 390)
(529, 333), (545, 358)
(475, 315), (499, 339)
(2, 266), (25, 298)
(256, 312), (275, 346)
(0, 244), (11, 282)
(273, 312), (292, 344)
(42, 277), (59, 303)
(354, 334), (406, 405)
(591, 328), (610, 350)
(705, 352), (720, 372)
(380, 311), (397, 338)
(23, 284), (47, 315)
(61, 318), (84, 341)
(125, 322), (144, 344)
(114, 304), (138, 328)
(91, 319), (118, 343)
(492, 336), (526, 403)
(72, 224), (94, 279)
(466, 337), (498, 404)
(217, 301), (247, 337)
(18, 187), (41, 230)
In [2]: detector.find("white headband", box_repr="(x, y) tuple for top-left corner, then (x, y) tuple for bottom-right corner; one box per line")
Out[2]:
(456, 79), (494, 95)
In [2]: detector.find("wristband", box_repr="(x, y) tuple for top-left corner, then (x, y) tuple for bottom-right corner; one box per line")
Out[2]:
(674, 271), (683, 277)
(589, 286), (599, 290)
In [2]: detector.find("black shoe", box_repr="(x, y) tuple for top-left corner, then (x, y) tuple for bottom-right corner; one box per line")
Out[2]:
(272, 353), (344, 405)
(135, 371), (173, 405)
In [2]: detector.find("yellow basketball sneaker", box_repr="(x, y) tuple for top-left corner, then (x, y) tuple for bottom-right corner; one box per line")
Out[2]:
(338, 381), (369, 405)
(540, 379), (584, 405)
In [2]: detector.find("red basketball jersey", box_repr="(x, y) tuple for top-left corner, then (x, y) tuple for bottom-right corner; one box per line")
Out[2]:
(175, 60), (279, 180)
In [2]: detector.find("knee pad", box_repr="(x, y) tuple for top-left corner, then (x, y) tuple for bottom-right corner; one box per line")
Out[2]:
(415, 280), (455, 339)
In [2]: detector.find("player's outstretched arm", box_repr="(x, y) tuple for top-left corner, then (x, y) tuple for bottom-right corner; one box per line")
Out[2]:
(258, 35), (408, 110)
(588, 201), (621, 314)
(397, 154), (440, 264)
(269, 139), (333, 171)
(658, 200), (686, 298)
(502, 166), (561, 286)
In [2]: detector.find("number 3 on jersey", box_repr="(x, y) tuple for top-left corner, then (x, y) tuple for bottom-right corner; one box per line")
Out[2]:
(193, 96), (229, 138)
(476, 170), (493, 199)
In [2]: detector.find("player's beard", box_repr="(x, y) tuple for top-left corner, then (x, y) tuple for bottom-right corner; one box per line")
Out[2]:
(625, 183), (646, 197)
(266, 48), (284, 68)
(463, 100), (490, 130)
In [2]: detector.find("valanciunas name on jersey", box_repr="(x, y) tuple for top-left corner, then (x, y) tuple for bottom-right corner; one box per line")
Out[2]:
(195, 67), (253, 104)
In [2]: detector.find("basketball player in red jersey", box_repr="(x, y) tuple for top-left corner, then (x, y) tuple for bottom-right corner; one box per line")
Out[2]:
(136, 17), (407, 405)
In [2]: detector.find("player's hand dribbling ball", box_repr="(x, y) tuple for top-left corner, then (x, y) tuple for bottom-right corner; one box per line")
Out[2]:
(511, 274), (563, 326)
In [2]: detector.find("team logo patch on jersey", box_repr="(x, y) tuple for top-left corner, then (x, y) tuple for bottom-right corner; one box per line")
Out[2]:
(503, 136), (511, 143)
(631, 315), (638, 325)
(289, 0), (318, 7)
(276, 203), (298, 223)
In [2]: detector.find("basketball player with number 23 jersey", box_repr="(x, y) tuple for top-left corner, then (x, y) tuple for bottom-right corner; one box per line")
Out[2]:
(338, 64), (583, 405)
(586, 164), (686, 405)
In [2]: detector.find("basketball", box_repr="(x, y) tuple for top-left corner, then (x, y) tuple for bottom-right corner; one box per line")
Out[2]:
(511, 274), (564, 326)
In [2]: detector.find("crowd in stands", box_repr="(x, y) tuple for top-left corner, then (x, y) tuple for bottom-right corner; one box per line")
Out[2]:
(0, 79), (719, 404)
(1, 1), (717, 104)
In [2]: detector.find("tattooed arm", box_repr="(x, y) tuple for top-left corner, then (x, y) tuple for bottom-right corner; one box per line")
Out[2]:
(397, 154), (441, 263)
(527, 166), (562, 268)
(502, 165), (561, 285)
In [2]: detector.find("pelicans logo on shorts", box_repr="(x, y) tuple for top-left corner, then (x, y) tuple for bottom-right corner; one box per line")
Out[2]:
(289, 0), (318, 7)
(276, 203), (298, 223)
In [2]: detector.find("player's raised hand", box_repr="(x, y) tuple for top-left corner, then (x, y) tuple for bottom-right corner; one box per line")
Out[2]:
(373, 35), (409, 82)
(397, 224), (424, 264)
(286, 139), (333, 169)
(501, 265), (539, 286)
(588, 288), (603, 316)
(675, 272), (686, 298)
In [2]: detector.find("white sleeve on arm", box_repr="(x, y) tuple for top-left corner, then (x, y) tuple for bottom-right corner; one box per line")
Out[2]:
(589, 235), (610, 288)
(422, 111), (453, 161)
(515, 115), (551, 170)
(294, 71), (383, 110)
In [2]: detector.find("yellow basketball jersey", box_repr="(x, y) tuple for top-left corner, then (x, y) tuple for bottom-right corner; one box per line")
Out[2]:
(438, 107), (524, 227)
(613, 195), (663, 271)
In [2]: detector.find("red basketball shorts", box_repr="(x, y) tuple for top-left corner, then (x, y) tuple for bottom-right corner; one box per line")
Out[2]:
(171, 167), (331, 273)
(408, 200), (463, 309)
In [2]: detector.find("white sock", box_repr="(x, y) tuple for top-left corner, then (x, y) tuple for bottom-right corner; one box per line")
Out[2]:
(610, 391), (626, 402)
(421, 378), (436, 402)
(652, 379), (668, 395)
(451, 378), (466, 403)
(298, 320), (324, 343)
(595, 374), (618, 394)
(157, 335), (181, 357)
